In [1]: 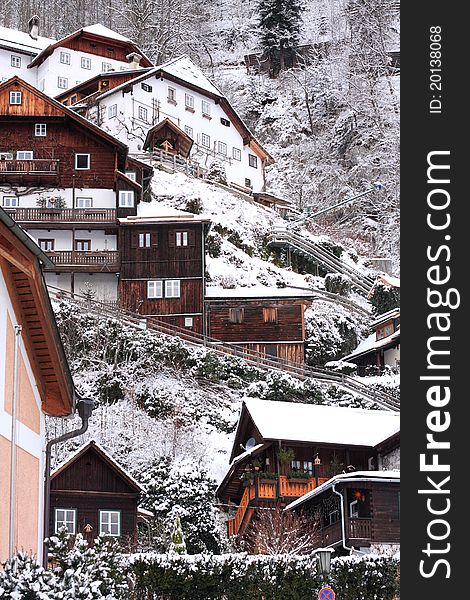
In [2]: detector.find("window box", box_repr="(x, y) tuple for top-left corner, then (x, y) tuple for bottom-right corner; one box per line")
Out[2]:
(185, 106), (195, 113)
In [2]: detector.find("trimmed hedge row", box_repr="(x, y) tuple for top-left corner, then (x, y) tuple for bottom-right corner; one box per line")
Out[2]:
(129, 553), (400, 600)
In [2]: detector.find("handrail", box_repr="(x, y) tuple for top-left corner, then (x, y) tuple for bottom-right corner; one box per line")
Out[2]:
(47, 285), (399, 411)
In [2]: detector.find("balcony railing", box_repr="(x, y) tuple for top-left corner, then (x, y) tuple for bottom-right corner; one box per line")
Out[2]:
(5, 207), (117, 224)
(46, 250), (119, 270)
(348, 517), (372, 540)
(227, 484), (256, 537)
(0, 159), (59, 174)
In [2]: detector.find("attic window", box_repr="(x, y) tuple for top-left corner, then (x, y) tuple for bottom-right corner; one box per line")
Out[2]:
(220, 117), (230, 127)
(141, 83), (152, 92)
(229, 308), (244, 324)
(9, 91), (22, 105)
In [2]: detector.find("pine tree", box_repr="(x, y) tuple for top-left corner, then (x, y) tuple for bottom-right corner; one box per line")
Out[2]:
(169, 515), (187, 554)
(258, 0), (305, 76)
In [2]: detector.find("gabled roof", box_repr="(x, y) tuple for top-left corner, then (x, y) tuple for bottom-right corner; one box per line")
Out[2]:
(0, 25), (55, 56)
(51, 440), (143, 493)
(28, 23), (153, 69)
(205, 286), (314, 300)
(285, 470), (400, 511)
(0, 207), (74, 416)
(0, 77), (129, 156)
(119, 202), (211, 226)
(230, 399), (400, 461)
(143, 118), (194, 157)
(342, 328), (400, 362)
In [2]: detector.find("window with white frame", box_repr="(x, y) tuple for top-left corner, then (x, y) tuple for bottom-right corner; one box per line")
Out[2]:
(99, 510), (121, 536)
(201, 133), (210, 148)
(138, 106), (148, 122)
(16, 151), (33, 160)
(102, 62), (112, 72)
(165, 280), (180, 298)
(248, 154), (258, 168)
(119, 190), (134, 207)
(202, 100), (211, 117)
(167, 87), (176, 102)
(75, 239), (91, 251)
(57, 76), (68, 89)
(11, 55), (21, 68)
(75, 197), (93, 208)
(35, 123), (47, 137)
(81, 57), (92, 70)
(184, 317), (193, 327)
(60, 51), (71, 65)
(176, 231), (188, 247)
(9, 91), (22, 105)
(218, 141), (227, 156)
(232, 147), (241, 161)
(75, 153), (90, 170)
(184, 125), (193, 138)
(125, 171), (136, 181)
(108, 104), (117, 118)
(2, 196), (19, 207)
(147, 280), (163, 298)
(39, 239), (55, 251)
(185, 93), (194, 109)
(54, 508), (76, 534)
(139, 233), (151, 247)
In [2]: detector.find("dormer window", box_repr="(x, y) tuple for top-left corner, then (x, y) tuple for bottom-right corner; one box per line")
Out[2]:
(9, 91), (22, 105)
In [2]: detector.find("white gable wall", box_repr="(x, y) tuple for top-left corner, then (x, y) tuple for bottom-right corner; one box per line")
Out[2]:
(0, 49), (37, 85)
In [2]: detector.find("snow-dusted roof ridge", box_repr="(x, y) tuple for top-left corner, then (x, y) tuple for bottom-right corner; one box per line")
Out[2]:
(51, 439), (143, 491)
(342, 328), (400, 362)
(81, 23), (131, 42)
(206, 286), (314, 299)
(0, 25), (55, 53)
(243, 399), (400, 447)
(159, 55), (225, 97)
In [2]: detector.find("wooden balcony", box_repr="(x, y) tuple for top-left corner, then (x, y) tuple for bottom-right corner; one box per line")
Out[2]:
(5, 207), (117, 227)
(0, 159), (59, 183)
(348, 517), (372, 540)
(45, 250), (119, 272)
(227, 484), (256, 538)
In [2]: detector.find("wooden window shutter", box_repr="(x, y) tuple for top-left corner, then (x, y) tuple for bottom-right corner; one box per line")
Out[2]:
(189, 230), (196, 246)
(131, 232), (138, 248)
(151, 232), (159, 247)
(168, 231), (176, 247)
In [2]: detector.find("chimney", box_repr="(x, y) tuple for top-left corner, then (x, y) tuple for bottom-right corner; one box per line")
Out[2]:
(28, 15), (40, 40)
(126, 52), (142, 70)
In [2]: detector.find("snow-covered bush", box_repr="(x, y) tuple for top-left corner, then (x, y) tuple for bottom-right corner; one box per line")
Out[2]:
(325, 360), (357, 375)
(206, 160), (228, 185)
(324, 273), (352, 296)
(370, 282), (400, 315)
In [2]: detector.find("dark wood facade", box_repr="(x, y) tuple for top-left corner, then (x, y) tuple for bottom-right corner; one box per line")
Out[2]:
(205, 295), (309, 363)
(118, 216), (210, 331)
(49, 441), (142, 548)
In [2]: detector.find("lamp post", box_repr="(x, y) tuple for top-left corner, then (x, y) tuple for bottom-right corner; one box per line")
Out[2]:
(314, 454), (321, 488)
(314, 547), (334, 579)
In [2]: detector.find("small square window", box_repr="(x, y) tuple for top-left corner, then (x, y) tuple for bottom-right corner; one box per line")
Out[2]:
(125, 171), (136, 181)
(245, 178), (252, 188)
(75, 154), (90, 170)
(232, 147), (241, 161)
(99, 510), (121, 537)
(229, 308), (244, 324)
(119, 190), (134, 207)
(165, 280), (180, 298)
(11, 55), (21, 68)
(35, 123), (47, 137)
(102, 62), (112, 72)
(108, 104), (117, 118)
(148, 280), (163, 298)
(141, 83), (152, 92)
(184, 317), (193, 327)
(81, 57), (92, 70)
(57, 76), (68, 89)
(221, 117), (230, 127)
(201, 133), (210, 148)
(60, 52), (71, 65)
(3, 196), (19, 208)
(55, 508), (76, 534)
(9, 91), (22, 105)
(184, 125), (193, 138)
(138, 106), (148, 122)
(202, 100), (211, 116)
(249, 154), (258, 168)
(218, 141), (227, 156)
(76, 197), (93, 208)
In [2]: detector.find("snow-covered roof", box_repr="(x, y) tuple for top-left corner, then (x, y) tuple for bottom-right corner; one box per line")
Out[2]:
(285, 470), (400, 511)
(242, 399), (400, 447)
(370, 308), (400, 328)
(51, 440), (143, 492)
(205, 286), (315, 299)
(120, 204), (211, 224)
(342, 328), (400, 362)
(231, 443), (266, 466)
(0, 25), (55, 55)
(160, 56), (224, 97)
(81, 24), (131, 42)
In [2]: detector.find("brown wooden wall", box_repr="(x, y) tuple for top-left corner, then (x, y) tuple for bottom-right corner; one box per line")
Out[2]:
(369, 484), (400, 543)
(207, 300), (304, 343)
(60, 35), (137, 63)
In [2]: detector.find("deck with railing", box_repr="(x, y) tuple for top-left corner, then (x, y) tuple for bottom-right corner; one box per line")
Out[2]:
(5, 207), (117, 225)
(0, 159), (59, 175)
(45, 250), (119, 271)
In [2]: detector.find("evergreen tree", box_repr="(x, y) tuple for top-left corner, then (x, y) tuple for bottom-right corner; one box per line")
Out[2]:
(169, 515), (187, 554)
(258, 0), (305, 76)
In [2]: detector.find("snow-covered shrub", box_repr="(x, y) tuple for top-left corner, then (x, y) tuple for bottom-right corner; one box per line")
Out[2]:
(0, 552), (55, 599)
(206, 160), (228, 185)
(183, 196), (203, 214)
(206, 233), (223, 258)
(325, 360), (357, 375)
(331, 554), (400, 600)
(324, 273), (352, 296)
(370, 282), (400, 315)
(193, 351), (261, 384)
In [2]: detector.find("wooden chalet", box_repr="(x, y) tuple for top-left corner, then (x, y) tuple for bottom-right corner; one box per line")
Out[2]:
(49, 441), (143, 549)
(143, 118), (194, 158)
(342, 308), (400, 375)
(118, 208), (211, 332)
(0, 206), (75, 562)
(285, 471), (400, 554)
(205, 287), (313, 364)
(217, 399), (399, 540)
(28, 24), (153, 70)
